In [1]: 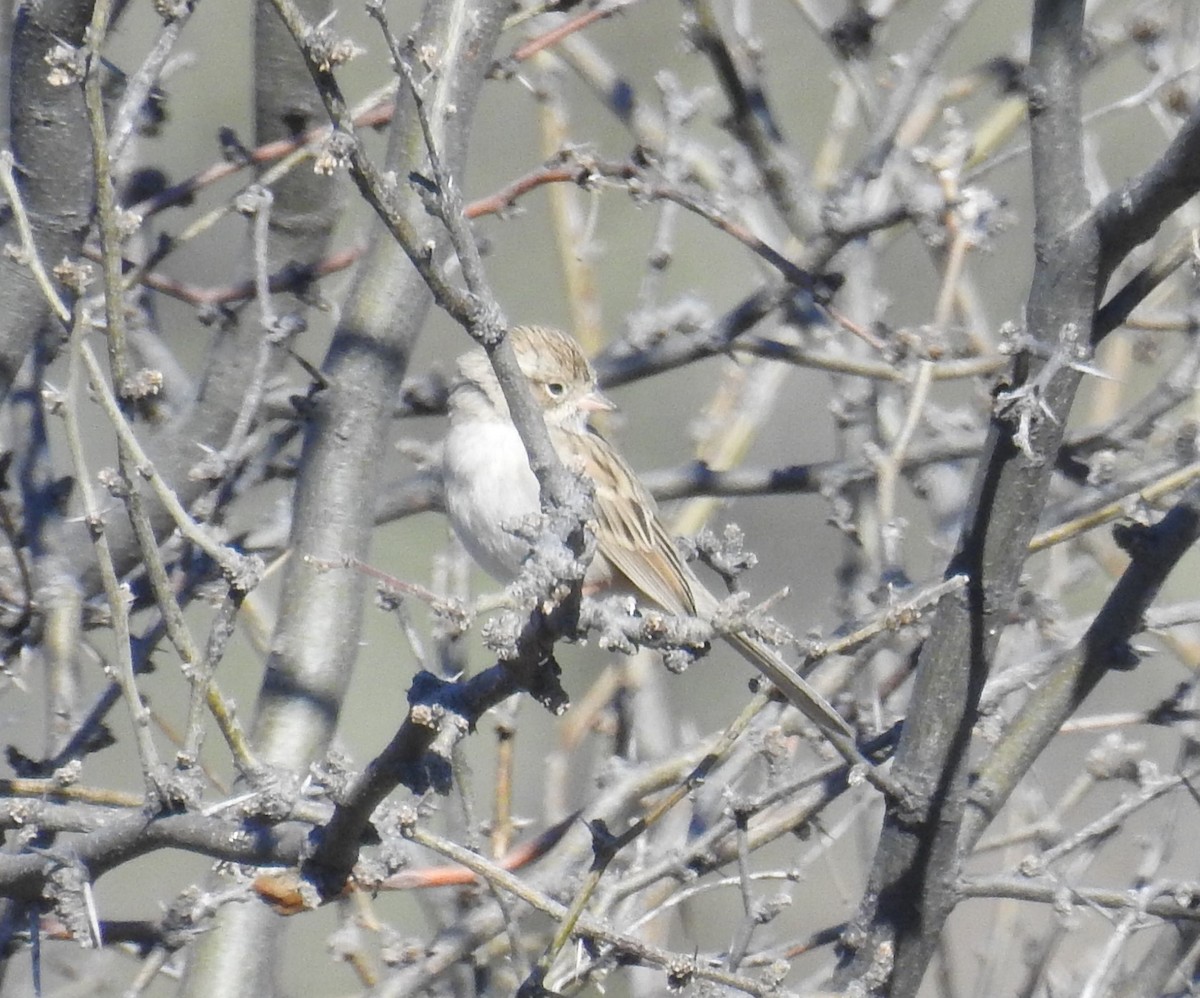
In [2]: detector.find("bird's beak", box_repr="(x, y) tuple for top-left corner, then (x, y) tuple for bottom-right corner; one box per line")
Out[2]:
(580, 387), (618, 413)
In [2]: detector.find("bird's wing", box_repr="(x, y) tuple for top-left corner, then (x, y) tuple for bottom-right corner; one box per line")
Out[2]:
(565, 428), (858, 745)
(569, 427), (698, 616)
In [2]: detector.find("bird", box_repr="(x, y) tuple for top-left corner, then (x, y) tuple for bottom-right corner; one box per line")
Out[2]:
(441, 324), (857, 747)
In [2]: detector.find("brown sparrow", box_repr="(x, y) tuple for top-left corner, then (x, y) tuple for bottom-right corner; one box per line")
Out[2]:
(442, 324), (855, 743)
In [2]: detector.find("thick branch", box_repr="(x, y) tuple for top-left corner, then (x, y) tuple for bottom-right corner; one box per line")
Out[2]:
(836, 2), (1098, 994)
(961, 485), (1200, 850)
(1095, 100), (1200, 288)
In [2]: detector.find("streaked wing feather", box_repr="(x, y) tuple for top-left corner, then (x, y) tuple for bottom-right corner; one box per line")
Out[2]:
(561, 427), (855, 742)
(573, 428), (697, 616)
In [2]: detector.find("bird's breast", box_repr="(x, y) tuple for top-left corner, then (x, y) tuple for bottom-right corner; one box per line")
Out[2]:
(443, 419), (541, 581)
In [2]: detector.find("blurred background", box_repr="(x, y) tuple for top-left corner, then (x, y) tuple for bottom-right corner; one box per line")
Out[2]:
(4, 0), (1200, 994)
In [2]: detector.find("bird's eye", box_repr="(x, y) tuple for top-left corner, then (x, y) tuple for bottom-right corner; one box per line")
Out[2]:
(546, 382), (566, 398)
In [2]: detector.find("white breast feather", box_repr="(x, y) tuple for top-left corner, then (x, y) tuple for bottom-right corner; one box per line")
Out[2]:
(443, 419), (540, 582)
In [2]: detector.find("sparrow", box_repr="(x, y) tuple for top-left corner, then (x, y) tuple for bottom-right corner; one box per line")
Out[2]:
(442, 324), (856, 745)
